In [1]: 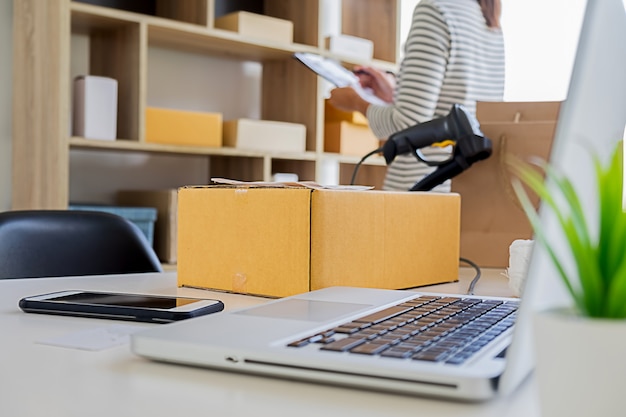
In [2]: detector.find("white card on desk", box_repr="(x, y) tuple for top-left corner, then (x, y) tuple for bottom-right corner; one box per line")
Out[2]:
(37, 324), (144, 351)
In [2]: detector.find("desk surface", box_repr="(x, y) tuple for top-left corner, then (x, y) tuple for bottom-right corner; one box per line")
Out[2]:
(0, 269), (541, 417)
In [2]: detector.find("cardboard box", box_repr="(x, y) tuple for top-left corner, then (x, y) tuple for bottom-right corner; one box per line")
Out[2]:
(177, 185), (460, 298)
(117, 190), (178, 264)
(214, 11), (293, 44)
(451, 101), (561, 268)
(325, 121), (381, 156)
(476, 101), (561, 123)
(325, 34), (374, 61)
(223, 118), (306, 153)
(325, 99), (368, 126)
(145, 107), (222, 147)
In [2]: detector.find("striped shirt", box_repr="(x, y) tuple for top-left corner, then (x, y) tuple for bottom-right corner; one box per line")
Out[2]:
(366, 0), (505, 192)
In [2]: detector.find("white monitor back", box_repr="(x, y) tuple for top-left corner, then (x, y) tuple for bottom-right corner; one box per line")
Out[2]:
(528, 0), (626, 312)
(499, 0), (626, 395)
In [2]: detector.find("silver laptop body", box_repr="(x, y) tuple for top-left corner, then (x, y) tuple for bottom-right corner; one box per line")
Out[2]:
(132, 0), (626, 401)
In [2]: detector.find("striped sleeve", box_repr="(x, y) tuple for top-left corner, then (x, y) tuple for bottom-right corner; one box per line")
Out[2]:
(366, 1), (450, 139)
(363, 0), (505, 192)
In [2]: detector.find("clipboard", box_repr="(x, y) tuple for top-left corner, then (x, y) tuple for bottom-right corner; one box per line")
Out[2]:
(293, 52), (387, 105)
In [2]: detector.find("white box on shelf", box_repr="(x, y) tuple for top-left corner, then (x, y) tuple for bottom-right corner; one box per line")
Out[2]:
(72, 75), (118, 140)
(223, 119), (306, 153)
(325, 34), (374, 61)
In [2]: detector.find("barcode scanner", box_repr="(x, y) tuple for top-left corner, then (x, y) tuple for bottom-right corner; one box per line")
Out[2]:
(381, 104), (493, 191)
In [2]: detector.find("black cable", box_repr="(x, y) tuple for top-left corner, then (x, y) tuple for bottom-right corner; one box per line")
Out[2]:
(350, 147), (384, 185)
(460, 257), (481, 295)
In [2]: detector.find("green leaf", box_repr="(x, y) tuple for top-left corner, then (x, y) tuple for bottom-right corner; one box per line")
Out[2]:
(510, 178), (582, 308)
(605, 256), (626, 318)
(597, 145), (625, 283)
(506, 142), (625, 318)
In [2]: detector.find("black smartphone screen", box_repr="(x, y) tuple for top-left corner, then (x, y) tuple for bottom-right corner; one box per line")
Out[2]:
(45, 292), (198, 309)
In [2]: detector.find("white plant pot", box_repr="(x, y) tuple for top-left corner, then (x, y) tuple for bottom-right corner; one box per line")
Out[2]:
(533, 309), (626, 417)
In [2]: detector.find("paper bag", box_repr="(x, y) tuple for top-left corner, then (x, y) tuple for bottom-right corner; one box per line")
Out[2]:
(451, 101), (561, 268)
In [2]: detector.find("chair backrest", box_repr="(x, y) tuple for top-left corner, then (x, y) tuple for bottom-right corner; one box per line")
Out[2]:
(0, 210), (163, 279)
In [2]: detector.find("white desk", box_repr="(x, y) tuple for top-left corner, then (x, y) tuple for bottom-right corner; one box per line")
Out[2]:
(0, 270), (541, 417)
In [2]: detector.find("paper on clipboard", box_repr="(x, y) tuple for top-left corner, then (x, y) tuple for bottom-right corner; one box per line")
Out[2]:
(293, 52), (388, 106)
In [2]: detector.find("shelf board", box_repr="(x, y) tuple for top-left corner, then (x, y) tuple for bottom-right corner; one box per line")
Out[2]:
(69, 137), (318, 161)
(71, 2), (320, 62)
(69, 137), (390, 168)
(148, 25), (318, 61)
(69, 137), (386, 166)
(70, 2), (398, 66)
(321, 152), (387, 166)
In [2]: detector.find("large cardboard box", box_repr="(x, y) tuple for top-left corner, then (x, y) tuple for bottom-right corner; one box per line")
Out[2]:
(214, 11), (293, 44)
(117, 190), (178, 264)
(145, 107), (222, 147)
(451, 101), (561, 268)
(177, 185), (460, 297)
(223, 119), (306, 153)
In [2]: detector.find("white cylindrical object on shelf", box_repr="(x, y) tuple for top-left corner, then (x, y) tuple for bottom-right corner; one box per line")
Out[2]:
(73, 75), (118, 140)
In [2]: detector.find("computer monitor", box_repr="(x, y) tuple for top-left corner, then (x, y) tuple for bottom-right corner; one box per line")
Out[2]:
(526, 0), (626, 310)
(499, 0), (626, 395)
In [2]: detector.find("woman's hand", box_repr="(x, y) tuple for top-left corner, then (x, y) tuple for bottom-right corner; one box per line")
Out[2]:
(353, 65), (395, 104)
(328, 87), (370, 115)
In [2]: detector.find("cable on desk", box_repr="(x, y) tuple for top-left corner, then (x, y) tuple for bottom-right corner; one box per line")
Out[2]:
(460, 257), (481, 295)
(350, 147), (383, 185)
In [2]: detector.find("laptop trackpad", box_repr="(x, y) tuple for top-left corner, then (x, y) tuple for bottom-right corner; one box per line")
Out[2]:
(236, 299), (371, 322)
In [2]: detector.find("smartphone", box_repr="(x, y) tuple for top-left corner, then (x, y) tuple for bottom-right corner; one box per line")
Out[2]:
(19, 290), (224, 323)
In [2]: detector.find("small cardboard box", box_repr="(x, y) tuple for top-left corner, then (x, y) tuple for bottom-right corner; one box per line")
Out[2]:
(325, 99), (368, 126)
(117, 190), (178, 264)
(325, 121), (381, 156)
(325, 34), (374, 61)
(177, 184), (460, 298)
(223, 118), (306, 153)
(451, 101), (561, 268)
(214, 11), (293, 44)
(145, 107), (222, 147)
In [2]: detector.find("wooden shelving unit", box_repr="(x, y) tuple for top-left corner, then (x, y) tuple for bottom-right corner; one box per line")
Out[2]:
(12, 0), (399, 209)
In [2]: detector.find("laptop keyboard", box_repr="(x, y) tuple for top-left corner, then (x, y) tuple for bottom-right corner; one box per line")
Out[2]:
(287, 295), (518, 365)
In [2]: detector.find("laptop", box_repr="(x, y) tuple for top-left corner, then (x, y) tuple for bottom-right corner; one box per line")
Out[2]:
(132, 0), (626, 401)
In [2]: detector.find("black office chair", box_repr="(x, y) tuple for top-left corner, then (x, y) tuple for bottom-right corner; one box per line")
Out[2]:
(0, 210), (163, 279)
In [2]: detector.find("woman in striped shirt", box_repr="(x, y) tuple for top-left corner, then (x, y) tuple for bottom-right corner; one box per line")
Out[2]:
(328, 0), (505, 192)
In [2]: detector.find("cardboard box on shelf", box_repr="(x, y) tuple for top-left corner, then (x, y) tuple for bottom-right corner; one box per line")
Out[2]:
(451, 101), (561, 268)
(117, 190), (178, 264)
(324, 121), (381, 157)
(214, 11), (293, 44)
(324, 99), (368, 126)
(177, 184), (460, 298)
(222, 119), (306, 153)
(145, 107), (222, 147)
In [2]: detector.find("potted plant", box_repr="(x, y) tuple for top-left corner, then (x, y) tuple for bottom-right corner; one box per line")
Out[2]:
(507, 140), (626, 416)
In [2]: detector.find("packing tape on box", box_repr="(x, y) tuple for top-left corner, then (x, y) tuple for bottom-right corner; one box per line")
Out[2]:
(506, 239), (534, 297)
(233, 273), (248, 293)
